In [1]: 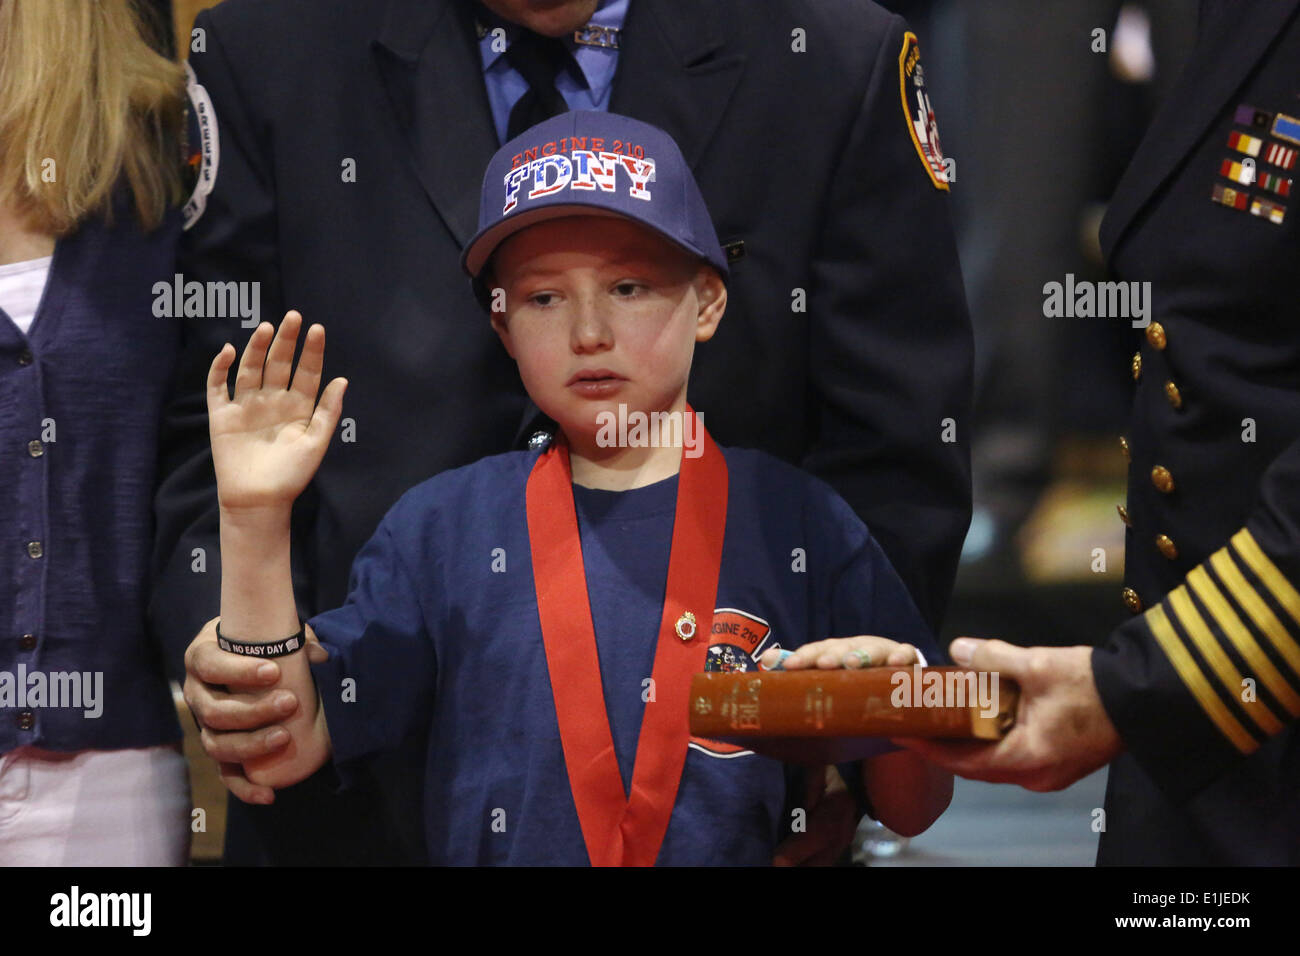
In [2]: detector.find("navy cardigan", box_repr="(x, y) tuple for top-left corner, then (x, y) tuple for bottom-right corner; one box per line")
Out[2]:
(0, 199), (182, 752)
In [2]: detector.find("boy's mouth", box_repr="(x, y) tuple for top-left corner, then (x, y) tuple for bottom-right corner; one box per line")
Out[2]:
(566, 368), (624, 385)
(567, 368), (626, 397)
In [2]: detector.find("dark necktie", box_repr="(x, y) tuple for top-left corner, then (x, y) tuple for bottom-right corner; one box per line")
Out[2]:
(505, 30), (582, 139)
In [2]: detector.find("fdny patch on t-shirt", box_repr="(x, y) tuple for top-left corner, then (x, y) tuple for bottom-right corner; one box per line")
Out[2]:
(690, 607), (778, 758)
(899, 32), (950, 191)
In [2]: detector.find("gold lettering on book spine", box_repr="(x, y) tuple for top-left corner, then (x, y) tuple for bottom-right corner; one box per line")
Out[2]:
(722, 678), (763, 730)
(803, 685), (831, 730)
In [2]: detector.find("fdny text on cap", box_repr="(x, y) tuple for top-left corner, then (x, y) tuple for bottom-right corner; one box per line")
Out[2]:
(504, 149), (656, 213)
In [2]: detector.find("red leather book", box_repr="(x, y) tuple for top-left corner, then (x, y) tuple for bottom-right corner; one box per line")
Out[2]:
(688, 666), (1019, 765)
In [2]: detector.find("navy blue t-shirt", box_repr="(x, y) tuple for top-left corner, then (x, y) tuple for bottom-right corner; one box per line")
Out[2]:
(573, 473), (675, 797)
(309, 444), (938, 865)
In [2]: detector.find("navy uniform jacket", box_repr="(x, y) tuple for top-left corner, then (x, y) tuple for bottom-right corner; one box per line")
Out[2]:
(151, 0), (971, 864)
(1093, 0), (1300, 864)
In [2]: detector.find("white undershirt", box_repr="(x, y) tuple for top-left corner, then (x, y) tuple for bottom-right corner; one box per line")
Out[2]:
(0, 255), (53, 335)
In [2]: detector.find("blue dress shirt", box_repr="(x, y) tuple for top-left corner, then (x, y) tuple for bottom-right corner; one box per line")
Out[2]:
(476, 0), (628, 144)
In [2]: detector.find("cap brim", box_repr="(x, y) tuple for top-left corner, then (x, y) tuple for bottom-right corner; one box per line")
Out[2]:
(462, 204), (625, 278)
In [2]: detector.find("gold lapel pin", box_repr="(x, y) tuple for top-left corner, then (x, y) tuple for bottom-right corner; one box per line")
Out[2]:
(675, 611), (697, 642)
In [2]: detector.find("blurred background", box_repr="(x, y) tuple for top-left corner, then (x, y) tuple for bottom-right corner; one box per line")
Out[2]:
(152, 0), (1200, 864)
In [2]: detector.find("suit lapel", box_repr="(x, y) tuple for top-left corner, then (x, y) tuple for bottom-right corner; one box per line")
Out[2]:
(372, 0), (499, 248)
(609, 0), (746, 171)
(1101, 0), (1300, 259)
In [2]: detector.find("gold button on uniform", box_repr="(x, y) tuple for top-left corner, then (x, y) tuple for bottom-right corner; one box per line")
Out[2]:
(1117, 504), (1131, 526)
(26, 540), (42, 559)
(1164, 381), (1182, 409)
(1146, 322), (1167, 350)
(1132, 352), (1142, 380)
(27, 439), (42, 457)
(1119, 436), (1130, 463)
(1151, 465), (1175, 493)
(1155, 534), (1179, 560)
(1122, 587), (1143, 613)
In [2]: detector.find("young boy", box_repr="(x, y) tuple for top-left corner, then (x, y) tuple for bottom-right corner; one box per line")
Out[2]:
(206, 111), (951, 865)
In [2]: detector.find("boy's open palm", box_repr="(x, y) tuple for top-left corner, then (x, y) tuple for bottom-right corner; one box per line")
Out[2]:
(207, 312), (347, 511)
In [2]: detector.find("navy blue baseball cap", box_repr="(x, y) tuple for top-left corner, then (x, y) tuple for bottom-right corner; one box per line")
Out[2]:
(461, 111), (729, 294)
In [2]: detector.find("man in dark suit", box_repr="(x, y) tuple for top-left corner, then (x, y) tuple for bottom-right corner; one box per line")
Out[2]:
(158, 0), (972, 864)
(904, 0), (1300, 864)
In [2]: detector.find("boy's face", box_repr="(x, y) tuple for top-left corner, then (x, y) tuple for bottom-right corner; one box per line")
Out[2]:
(488, 216), (726, 452)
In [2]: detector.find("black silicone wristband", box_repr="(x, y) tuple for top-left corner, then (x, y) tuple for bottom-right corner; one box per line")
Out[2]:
(216, 621), (305, 659)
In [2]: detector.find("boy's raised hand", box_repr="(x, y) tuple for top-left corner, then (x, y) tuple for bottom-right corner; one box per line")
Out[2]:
(207, 312), (347, 512)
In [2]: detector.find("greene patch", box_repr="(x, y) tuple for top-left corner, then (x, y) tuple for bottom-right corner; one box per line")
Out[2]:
(899, 32), (949, 191)
(182, 62), (220, 230)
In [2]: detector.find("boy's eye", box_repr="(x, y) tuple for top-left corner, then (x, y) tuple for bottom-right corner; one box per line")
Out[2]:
(612, 282), (644, 297)
(529, 292), (556, 307)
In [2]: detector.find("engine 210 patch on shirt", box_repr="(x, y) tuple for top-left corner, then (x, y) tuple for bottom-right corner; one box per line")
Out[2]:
(690, 607), (778, 758)
(899, 32), (949, 191)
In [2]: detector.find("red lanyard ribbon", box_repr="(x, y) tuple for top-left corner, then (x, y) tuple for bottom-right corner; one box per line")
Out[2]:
(525, 409), (728, 866)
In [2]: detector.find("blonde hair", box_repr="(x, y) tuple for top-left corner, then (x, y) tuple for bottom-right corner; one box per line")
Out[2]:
(0, 0), (186, 235)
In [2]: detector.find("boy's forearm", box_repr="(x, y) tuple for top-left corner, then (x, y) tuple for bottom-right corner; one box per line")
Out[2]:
(863, 750), (953, 837)
(219, 505), (300, 640)
(219, 506), (331, 787)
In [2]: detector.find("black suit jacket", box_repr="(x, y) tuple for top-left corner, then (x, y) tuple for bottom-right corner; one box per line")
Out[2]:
(1093, 0), (1300, 864)
(152, 0), (972, 864)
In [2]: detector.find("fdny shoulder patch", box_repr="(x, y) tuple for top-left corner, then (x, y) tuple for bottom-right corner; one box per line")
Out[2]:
(182, 62), (220, 231)
(899, 32), (949, 191)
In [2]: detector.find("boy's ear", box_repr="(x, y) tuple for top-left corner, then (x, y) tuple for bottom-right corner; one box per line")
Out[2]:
(484, 268), (516, 357)
(489, 310), (515, 358)
(693, 265), (727, 343)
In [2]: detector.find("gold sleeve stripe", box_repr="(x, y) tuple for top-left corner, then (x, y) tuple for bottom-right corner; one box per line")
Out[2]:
(1168, 585), (1285, 734)
(1188, 565), (1300, 718)
(1145, 603), (1259, 754)
(1232, 529), (1300, 628)
(1211, 548), (1300, 681)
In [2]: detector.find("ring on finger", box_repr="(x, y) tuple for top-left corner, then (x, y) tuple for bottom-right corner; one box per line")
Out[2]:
(845, 648), (873, 668)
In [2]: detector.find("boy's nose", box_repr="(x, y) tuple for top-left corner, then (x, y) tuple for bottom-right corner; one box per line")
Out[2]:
(569, 296), (613, 351)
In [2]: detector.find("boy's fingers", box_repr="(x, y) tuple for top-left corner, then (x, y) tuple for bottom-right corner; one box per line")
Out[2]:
(219, 762), (275, 805)
(291, 323), (327, 403)
(200, 724), (291, 764)
(307, 377), (347, 443)
(262, 310), (303, 390)
(783, 637), (864, 669)
(233, 321), (274, 395)
(206, 344), (235, 410)
(885, 643), (919, 666)
(303, 622), (330, 663)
